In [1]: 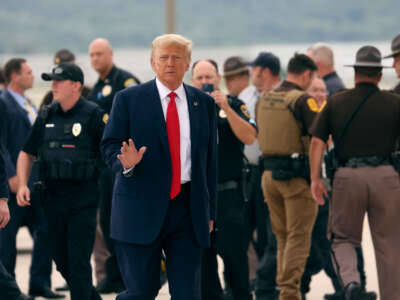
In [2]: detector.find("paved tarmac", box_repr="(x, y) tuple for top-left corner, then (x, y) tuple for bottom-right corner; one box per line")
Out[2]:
(15, 220), (380, 300)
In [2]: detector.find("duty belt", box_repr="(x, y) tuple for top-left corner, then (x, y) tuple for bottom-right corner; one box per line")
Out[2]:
(217, 180), (238, 192)
(262, 156), (292, 171)
(340, 156), (391, 168)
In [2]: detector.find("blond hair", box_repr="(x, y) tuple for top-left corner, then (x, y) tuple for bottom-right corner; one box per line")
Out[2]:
(151, 34), (192, 61)
(309, 43), (334, 67)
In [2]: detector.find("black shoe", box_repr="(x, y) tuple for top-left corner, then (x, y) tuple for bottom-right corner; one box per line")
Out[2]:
(345, 282), (366, 300)
(12, 294), (34, 300)
(96, 278), (124, 294)
(365, 291), (377, 300)
(29, 286), (65, 299)
(324, 292), (344, 300)
(55, 283), (69, 292)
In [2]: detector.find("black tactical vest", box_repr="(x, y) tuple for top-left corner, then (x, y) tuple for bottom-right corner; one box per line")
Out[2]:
(38, 101), (98, 181)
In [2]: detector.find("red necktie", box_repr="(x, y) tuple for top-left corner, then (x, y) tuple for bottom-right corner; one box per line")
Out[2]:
(166, 92), (181, 199)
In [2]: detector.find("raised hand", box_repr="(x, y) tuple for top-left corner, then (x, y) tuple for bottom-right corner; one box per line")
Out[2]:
(117, 138), (147, 169)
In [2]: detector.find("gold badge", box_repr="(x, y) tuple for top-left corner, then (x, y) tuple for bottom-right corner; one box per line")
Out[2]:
(219, 110), (227, 118)
(124, 78), (136, 88)
(307, 98), (320, 113)
(240, 104), (251, 118)
(102, 113), (109, 124)
(72, 123), (82, 137)
(102, 85), (112, 97)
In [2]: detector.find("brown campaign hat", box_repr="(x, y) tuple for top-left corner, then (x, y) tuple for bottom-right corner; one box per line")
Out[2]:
(223, 56), (249, 78)
(345, 45), (390, 68)
(384, 34), (400, 59)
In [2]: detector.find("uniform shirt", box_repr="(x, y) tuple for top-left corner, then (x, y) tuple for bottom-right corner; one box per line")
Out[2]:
(156, 78), (191, 183)
(323, 71), (345, 96)
(87, 65), (140, 114)
(217, 95), (257, 182)
(311, 82), (400, 160)
(239, 85), (262, 165)
(23, 98), (106, 188)
(273, 81), (318, 133)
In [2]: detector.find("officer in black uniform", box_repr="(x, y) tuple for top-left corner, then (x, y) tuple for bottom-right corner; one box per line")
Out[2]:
(192, 59), (257, 300)
(16, 63), (105, 300)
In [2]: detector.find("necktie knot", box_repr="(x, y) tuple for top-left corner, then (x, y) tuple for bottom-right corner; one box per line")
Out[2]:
(168, 92), (177, 102)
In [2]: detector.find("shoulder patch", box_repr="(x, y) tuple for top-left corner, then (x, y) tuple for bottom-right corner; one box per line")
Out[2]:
(124, 78), (136, 88)
(306, 98), (320, 113)
(240, 104), (251, 118)
(102, 113), (109, 124)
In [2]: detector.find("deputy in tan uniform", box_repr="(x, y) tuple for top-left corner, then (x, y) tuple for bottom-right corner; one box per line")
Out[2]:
(310, 45), (400, 300)
(384, 34), (400, 94)
(256, 53), (319, 300)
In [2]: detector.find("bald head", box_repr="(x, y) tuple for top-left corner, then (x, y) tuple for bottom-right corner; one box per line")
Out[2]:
(89, 38), (113, 78)
(191, 60), (221, 91)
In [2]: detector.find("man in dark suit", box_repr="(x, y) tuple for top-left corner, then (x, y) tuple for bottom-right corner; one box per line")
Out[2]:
(0, 131), (33, 300)
(0, 58), (62, 299)
(101, 33), (217, 300)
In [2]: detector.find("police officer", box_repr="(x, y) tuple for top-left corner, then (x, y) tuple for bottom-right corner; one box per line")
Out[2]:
(40, 49), (91, 112)
(384, 34), (400, 94)
(16, 63), (105, 300)
(192, 59), (257, 300)
(256, 53), (319, 300)
(87, 37), (141, 294)
(310, 46), (399, 300)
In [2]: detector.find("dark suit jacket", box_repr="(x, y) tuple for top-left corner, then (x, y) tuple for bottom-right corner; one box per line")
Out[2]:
(0, 90), (36, 187)
(0, 148), (8, 199)
(101, 79), (217, 248)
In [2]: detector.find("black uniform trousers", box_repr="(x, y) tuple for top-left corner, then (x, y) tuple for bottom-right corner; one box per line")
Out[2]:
(43, 180), (101, 300)
(98, 167), (123, 285)
(245, 163), (269, 259)
(0, 261), (23, 298)
(202, 182), (252, 300)
(0, 192), (52, 290)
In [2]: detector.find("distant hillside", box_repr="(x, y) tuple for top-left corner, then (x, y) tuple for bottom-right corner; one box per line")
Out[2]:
(0, 0), (399, 53)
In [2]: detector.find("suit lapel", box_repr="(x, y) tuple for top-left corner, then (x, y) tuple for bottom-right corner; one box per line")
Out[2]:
(184, 84), (200, 159)
(5, 91), (31, 128)
(147, 80), (169, 156)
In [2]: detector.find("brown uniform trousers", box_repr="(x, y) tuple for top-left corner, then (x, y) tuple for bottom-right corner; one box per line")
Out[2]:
(261, 171), (318, 300)
(330, 165), (400, 300)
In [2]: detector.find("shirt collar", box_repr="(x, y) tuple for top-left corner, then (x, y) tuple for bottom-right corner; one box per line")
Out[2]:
(156, 78), (185, 102)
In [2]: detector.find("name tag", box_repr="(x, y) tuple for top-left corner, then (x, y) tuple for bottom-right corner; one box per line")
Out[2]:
(45, 123), (55, 128)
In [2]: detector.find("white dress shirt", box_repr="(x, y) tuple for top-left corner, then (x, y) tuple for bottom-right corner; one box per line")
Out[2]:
(156, 78), (191, 183)
(239, 85), (262, 165)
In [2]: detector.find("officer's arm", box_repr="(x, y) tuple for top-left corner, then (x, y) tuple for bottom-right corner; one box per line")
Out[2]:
(309, 137), (328, 205)
(16, 151), (35, 207)
(16, 151), (34, 189)
(225, 106), (257, 145)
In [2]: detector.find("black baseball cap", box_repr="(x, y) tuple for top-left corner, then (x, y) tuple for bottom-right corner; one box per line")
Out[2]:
(248, 52), (281, 74)
(42, 63), (84, 84)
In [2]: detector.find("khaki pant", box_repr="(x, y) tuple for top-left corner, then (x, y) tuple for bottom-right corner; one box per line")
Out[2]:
(329, 165), (400, 300)
(261, 171), (317, 300)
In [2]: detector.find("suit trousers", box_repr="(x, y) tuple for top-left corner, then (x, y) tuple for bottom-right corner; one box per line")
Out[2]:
(0, 192), (52, 290)
(261, 171), (317, 300)
(43, 181), (101, 300)
(114, 183), (202, 300)
(0, 260), (22, 298)
(329, 165), (400, 300)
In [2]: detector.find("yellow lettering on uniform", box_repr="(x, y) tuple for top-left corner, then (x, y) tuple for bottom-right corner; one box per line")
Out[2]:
(318, 100), (327, 112)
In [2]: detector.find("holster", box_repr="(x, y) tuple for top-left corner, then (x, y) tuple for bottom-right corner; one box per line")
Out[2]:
(324, 149), (339, 182)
